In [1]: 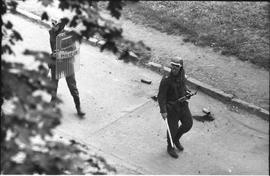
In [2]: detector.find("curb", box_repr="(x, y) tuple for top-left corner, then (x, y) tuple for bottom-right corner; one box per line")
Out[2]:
(14, 8), (269, 121)
(146, 64), (269, 121)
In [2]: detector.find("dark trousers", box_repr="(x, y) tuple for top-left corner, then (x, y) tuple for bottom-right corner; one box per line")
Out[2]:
(167, 101), (193, 147)
(50, 65), (81, 109)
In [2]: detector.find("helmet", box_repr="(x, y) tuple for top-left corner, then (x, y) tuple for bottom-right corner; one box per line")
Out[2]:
(170, 56), (183, 67)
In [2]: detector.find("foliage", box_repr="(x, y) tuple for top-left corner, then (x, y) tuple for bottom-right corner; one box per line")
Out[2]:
(122, 1), (270, 68)
(1, 0), (147, 174)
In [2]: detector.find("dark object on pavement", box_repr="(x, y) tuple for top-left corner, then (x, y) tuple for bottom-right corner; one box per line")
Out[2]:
(70, 139), (79, 145)
(193, 114), (215, 122)
(141, 79), (152, 84)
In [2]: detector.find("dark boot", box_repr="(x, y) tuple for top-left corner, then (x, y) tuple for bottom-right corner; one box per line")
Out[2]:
(174, 140), (184, 151)
(73, 96), (85, 117)
(76, 106), (86, 117)
(167, 145), (178, 159)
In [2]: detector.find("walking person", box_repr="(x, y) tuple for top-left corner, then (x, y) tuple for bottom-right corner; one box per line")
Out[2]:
(49, 18), (85, 117)
(157, 57), (193, 158)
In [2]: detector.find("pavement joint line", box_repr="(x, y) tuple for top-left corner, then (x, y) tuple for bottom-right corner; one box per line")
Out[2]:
(54, 128), (151, 174)
(225, 114), (269, 137)
(10, 8), (269, 174)
(90, 100), (153, 136)
(13, 8), (269, 120)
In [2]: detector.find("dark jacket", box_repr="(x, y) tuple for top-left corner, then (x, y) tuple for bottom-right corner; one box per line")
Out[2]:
(157, 68), (189, 113)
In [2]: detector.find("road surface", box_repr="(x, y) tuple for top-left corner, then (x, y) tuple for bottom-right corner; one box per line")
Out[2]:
(3, 13), (269, 175)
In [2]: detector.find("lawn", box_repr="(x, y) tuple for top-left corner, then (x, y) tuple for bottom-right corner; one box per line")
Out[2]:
(122, 1), (269, 69)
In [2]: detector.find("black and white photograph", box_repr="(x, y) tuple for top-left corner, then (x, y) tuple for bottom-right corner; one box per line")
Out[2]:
(1, 0), (269, 175)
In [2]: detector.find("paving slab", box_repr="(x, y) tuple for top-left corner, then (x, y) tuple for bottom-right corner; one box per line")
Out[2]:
(4, 13), (269, 175)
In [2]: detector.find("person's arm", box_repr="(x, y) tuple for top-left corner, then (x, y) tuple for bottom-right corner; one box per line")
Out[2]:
(49, 29), (54, 52)
(182, 68), (191, 93)
(48, 29), (56, 68)
(157, 76), (169, 116)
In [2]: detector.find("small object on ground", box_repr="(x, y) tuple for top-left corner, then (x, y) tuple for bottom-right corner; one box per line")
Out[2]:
(129, 51), (138, 58)
(202, 108), (211, 115)
(141, 79), (152, 84)
(70, 139), (78, 145)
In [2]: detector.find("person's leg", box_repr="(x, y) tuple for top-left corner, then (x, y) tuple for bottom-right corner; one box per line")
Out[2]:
(166, 108), (179, 158)
(174, 102), (193, 149)
(167, 110), (179, 148)
(66, 74), (85, 116)
(50, 66), (59, 103)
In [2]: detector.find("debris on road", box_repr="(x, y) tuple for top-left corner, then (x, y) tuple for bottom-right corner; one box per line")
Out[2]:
(202, 107), (211, 115)
(141, 78), (152, 84)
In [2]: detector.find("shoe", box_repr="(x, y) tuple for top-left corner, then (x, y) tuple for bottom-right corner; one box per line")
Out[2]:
(76, 107), (86, 117)
(167, 146), (178, 158)
(174, 141), (184, 151)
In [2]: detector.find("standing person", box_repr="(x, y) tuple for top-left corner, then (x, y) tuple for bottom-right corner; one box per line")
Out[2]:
(157, 57), (193, 158)
(49, 18), (85, 117)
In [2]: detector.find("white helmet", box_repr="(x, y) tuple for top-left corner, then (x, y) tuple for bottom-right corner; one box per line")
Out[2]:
(170, 56), (183, 67)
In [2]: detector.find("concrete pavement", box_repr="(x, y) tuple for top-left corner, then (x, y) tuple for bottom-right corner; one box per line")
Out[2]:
(4, 13), (269, 174)
(14, 5), (269, 120)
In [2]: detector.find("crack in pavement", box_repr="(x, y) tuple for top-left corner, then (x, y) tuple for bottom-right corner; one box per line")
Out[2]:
(225, 114), (269, 138)
(90, 99), (153, 136)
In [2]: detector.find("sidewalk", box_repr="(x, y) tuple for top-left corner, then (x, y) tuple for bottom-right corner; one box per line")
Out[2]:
(15, 0), (269, 119)
(118, 17), (269, 118)
(5, 12), (269, 175)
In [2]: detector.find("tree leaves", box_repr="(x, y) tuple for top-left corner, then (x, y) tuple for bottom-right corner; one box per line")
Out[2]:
(4, 21), (13, 29)
(1, 0), (7, 15)
(1, 0), (150, 174)
(2, 44), (14, 55)
(38, 0), (53, 7)
(107, 1), (124, 19)
(12, 30), (23, 41)
(6, 0), (18, 12)
(2, 20), (23, 55)
(41, 12), (48, 21)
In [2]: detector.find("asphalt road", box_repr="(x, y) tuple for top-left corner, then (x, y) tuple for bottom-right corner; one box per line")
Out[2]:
(4, 13), (269, 175)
